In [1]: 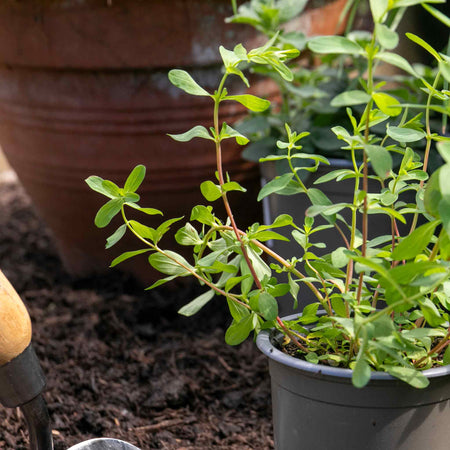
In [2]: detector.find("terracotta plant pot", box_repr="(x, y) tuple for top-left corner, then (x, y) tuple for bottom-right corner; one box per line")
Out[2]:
(0, 0), (347, 283)
(257, 315), (450, 450)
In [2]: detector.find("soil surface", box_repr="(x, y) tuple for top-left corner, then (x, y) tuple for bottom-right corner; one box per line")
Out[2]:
(0, 177), (273, 449)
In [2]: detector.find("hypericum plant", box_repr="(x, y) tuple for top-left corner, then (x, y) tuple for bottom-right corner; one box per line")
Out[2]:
(87, 1), (450, 389)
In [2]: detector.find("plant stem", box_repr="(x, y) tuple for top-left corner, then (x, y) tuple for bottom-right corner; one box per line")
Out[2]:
(213, 74), (263, 291)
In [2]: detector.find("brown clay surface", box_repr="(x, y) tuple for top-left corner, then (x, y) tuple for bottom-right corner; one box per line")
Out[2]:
(0, 179), (273, 449)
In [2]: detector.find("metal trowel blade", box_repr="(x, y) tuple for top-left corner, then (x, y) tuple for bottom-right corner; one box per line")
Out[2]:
(68, 438), (141, 449)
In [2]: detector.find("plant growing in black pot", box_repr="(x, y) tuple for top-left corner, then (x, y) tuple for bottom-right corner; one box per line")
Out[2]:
(87, 1), (450, 448)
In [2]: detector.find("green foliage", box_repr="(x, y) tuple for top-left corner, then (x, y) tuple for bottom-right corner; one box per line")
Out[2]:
(86, 1), (450, 390)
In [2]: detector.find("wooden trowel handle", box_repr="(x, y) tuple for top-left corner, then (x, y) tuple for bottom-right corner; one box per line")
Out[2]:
(0, 270), (32, 366)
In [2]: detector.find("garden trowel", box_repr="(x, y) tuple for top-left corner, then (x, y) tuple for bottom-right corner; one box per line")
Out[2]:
(0, 270), (140, 450)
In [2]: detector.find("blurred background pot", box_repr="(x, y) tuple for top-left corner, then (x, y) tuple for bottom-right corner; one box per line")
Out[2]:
(0, 0), (348, 283)
(0, 0), (267, 283)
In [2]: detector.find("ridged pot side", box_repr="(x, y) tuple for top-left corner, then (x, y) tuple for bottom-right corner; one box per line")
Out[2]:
(257, 324), (450, 450)
(0, 0), (347, 282)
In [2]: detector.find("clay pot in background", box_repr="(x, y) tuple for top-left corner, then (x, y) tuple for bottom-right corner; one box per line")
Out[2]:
(0, 0), (347, 283)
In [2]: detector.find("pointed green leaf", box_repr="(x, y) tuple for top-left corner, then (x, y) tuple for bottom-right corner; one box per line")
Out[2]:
(148, 250), (192, 275)
(124, 165), (146, 193)
(392, 221), (438, 261)
(406, 33), (442, 62)
(257, 173), (294, 201)
(375, 52), (419, 77)
(308, 36), (363, 55)
(105, 224), (127, 249)
(86, 175), (113, 198)
(129, 220), (156, 241)
(168, 125), (213, 142)
(178, 290), (215, 316)
(422, 3), (450, 27)
(94, 198), (124, 228)
(110, 249), (151, 267)
(225, 94), (271, 112)
(168, 69), (210, 96)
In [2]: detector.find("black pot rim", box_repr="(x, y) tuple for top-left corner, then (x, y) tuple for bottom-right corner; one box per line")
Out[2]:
(256, 314), (450, 381)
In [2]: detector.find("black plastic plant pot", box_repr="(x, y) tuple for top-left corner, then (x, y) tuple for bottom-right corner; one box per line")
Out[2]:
(256, 315), (450, 450)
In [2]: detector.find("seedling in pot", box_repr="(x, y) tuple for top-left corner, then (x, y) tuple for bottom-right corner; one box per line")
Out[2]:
(87, 3), (450, 390)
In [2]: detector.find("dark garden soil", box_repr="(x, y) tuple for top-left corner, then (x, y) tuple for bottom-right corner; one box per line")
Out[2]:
(0, 177), (273, 449)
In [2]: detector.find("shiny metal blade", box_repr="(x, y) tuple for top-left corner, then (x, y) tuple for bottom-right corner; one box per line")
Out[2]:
(68, 438), (140, 449)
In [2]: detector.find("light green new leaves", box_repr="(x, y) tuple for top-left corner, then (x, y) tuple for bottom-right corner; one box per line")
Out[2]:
(406, 33), (442, 62)
(372, 92), (402, 116)
(94, 198), (124, 228)
(308, 36), (364, 55)
(376, 23), (399, 50)
(168, 69), (210, 96)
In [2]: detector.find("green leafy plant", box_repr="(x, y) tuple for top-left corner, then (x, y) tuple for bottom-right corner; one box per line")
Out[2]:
(87, 0), (450, 389)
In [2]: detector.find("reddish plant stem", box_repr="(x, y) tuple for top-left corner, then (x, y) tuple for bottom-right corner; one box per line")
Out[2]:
(276, 317), (309, 352)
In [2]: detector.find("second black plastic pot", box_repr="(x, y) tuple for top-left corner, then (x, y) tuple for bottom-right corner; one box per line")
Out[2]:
(256, 315), (450, 450)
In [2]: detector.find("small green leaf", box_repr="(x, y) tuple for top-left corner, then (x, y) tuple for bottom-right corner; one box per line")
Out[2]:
(175, 223), (202, 246)
(101, 180), (121, 198)
(200, 180), (222, 202)
(331, 296), (347, 318)
(308, 36), (363, 55)
(375, 52), (419, 77)
(168, 125), (213, 142)
(94, 198), (124, 228)
(384, 365), (429, 389)
(372, 92), (402, 116)
(364, 144), (393, 179)
(330, 90), (371, 107)
(420, 298), (445, 327)
(406, 33), (442, 62)
(129, 220), (156, 241)
(370, 0), (388, 22)
(168, 69), (210, 96)
(352, 356), (371, 388)
(376, 23), (399, 49)
(110, 249), (151, 267)
(387, 126), (425, 143)
(148, 250), (192, 276)
(257, 173), (294, 201)
(86, 175), (113, 198)
(221, 124), (249, 145)
(225, 94), (271, 112)
(258, 292), (278, 321)
(436, 142), (450, 164)
(105, 224), (127, 249)
(225, 315), (254, 345)
(124, 165), (146, 193)
(439, 60), (450, 84)
(443, 344), (450, 365)
(222, 181), (247, 194)
(422, 3), (450, 28)
(190, 205), (215, 225)
(178, 290), (215, 316)
(392, 221), (438, 261)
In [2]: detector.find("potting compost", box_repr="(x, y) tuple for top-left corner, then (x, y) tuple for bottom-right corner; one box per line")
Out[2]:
(0, 177), (273, 449)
